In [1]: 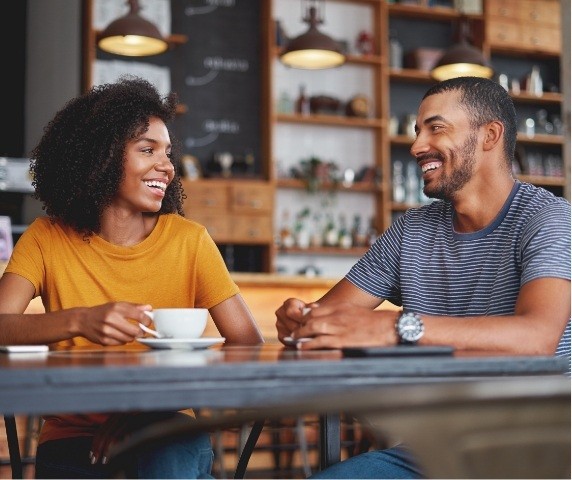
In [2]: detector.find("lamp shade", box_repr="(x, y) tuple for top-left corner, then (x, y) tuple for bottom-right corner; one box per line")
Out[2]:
(431, 42), (494, 81)
(98, 0), (168, 57)
(431, 20), (493, 81)
(280, 5), (345, 70)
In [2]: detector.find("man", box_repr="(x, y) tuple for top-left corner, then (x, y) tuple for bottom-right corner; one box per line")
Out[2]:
(275, 76), (570, 478)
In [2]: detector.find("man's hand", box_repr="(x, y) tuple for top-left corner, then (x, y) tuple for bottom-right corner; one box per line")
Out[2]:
(289, 302), (399, 350)
(275, 298), (317, 345)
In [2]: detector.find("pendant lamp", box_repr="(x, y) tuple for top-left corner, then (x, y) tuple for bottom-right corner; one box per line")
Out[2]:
(280, 0), (345, 70)
(431, 20), (493, 81)
(98, 0), (168, 57)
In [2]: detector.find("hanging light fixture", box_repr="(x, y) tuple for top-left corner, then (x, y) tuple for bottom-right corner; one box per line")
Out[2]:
(98, 0), (168, 57)
(431, 19), (493, 81)
(280, 0), (345, 70)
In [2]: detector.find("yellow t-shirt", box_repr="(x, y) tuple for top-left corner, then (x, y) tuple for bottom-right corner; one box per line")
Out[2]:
(5, 213), (239, 442)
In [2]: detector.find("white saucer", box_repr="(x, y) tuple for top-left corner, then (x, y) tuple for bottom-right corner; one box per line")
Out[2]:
(137, 337), (225, 350)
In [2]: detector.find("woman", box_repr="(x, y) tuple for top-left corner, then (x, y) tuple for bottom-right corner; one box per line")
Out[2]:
(0, 76), (263, 478)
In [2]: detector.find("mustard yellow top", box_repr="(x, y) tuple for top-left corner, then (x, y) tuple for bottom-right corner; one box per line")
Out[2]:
(5, 213), (239, 442)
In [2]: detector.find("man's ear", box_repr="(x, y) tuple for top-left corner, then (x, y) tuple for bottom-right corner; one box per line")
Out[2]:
(482, 121), (504, 151)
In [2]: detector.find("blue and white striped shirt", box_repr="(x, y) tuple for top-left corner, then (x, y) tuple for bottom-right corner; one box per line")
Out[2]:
(346, 181), (571, 359)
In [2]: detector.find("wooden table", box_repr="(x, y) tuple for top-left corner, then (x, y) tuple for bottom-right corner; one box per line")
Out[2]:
(0, 344), (569, 470)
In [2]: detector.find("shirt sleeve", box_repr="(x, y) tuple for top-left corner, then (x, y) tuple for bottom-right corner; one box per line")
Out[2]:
(520, 200), (571, 285)
(345, 215), (405, 305)
(4, 219), (48, 296)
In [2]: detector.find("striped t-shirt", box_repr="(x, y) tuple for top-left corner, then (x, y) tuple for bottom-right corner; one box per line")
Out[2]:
(346, 181), (571, 359)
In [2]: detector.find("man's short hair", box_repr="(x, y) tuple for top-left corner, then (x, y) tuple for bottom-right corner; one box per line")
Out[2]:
(423, 76), (517, 167)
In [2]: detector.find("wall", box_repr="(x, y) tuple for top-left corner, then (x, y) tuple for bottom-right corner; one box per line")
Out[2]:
(24, 0), (82, 154)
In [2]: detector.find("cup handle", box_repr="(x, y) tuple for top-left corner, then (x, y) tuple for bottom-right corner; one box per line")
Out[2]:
(143, 311), (154, 320)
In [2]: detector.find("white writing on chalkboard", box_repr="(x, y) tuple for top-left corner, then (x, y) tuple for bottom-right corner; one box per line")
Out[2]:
(204, 119), (240, 134)
(204, 57), (249, 72)
(185, 0), (236, 16)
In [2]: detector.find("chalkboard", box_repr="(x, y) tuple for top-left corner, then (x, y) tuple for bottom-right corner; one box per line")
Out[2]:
(171, 0), (262, 178)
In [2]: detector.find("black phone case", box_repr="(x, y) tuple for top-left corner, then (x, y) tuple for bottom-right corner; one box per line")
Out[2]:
(342, 345), (454, 357)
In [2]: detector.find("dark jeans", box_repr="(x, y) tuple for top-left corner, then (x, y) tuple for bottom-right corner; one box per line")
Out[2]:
(310, 445), (425, 479)
(35, 413), (213, 479)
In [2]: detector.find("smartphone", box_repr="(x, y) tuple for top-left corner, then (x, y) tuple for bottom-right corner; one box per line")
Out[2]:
(342, 345), (454, 358)
(0, 345), (49, 353)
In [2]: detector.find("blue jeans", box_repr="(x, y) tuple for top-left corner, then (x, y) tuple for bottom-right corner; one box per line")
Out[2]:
(310, 445), (425, 479)
(35, 413), (213, 479)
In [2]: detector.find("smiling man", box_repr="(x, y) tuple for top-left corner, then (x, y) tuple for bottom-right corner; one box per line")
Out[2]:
(275, 76), (571, 478)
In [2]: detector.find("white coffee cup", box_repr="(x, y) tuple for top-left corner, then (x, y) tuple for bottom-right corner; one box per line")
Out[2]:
(145, 308), (208, 339)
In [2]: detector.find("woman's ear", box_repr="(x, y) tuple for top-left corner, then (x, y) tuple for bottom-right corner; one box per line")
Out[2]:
(483, 121), (504, 151)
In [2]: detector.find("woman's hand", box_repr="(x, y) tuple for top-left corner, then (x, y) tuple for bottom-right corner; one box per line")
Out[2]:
(73, 302), (152, 346)
(89, 412), (180, 465)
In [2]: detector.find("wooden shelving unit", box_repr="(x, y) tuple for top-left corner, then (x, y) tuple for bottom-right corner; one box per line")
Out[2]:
(80, 0), (567, 271)
(271, 0), (566, 265)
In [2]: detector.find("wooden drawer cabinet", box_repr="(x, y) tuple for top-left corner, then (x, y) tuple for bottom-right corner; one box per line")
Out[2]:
(188, 213), (230, 240)
(486, 0), (561, 53)
(487, 20), (522, 49)
(232, 215), (273, 243)
(182, 180), (274, 245)
(230, 183), (273, 214)
(520, 0), (559, 26)
(183, 183), (228, 211)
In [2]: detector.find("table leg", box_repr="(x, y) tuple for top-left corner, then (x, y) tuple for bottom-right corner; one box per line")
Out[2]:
(319, 413), (340, 471)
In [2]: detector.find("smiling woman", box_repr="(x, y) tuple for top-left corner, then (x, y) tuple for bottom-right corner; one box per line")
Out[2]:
(0, 76), (263, 479)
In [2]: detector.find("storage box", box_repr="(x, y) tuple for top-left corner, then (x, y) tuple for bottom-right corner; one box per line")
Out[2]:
(404, 48), (444, 72)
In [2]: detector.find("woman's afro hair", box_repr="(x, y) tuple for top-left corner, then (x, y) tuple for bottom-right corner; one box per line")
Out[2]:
(30, 75), (185, 236)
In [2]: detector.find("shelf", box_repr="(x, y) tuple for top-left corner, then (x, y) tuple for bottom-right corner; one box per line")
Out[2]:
(390, 135), (415, 146)
(516, 175), (566, 187)
(392, 202), (423, 211)
(278, 246), (369, 257)
(390, 68), (435, 83)
(491, 45), (560, 60)
(511, 92), (563, 105)
(517, 133), (564, 145)
(388, 3), (483, 21)
(275, 113), (383, 129)
(276, 178), (380, 193)
(391, 133), (564, 147)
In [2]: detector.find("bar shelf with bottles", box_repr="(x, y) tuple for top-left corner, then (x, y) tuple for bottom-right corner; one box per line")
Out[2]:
(276, 178), (380, 193)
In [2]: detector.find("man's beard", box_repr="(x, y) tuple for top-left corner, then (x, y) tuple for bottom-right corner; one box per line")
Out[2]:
(423, 133), (478, 200)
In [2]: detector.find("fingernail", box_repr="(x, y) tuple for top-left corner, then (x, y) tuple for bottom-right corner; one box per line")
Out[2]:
(90, 455), (97, 465)
(102, 456), (108, 465)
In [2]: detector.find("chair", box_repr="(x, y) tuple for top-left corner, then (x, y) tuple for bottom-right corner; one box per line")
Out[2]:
(2, 414), (41, 479)
(106, 376), (571, 479)
(3, 415), (23, 479)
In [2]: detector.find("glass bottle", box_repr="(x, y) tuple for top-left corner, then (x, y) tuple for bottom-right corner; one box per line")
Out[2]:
(279, 210), (295, 249)
(338, 214), (352, 249)
(389, 30), (403, 70)
(323, 214), (338, 247)
(366, 217), (378, 247)
(295, 84), (310, 116)
(392, 160), (406, 203)
(405, 161), (419, 205)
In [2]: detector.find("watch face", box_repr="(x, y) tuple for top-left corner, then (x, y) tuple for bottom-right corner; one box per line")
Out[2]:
(397, 313), (424, 343)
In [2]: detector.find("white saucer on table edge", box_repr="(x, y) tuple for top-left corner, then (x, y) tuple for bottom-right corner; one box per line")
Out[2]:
(137, 337), (225, 350)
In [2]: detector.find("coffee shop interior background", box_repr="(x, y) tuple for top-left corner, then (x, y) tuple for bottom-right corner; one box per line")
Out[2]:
(1, 0), (570, 278)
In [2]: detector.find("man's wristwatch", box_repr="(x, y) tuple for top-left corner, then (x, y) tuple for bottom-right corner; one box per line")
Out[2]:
(395, 312), (424, 344)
